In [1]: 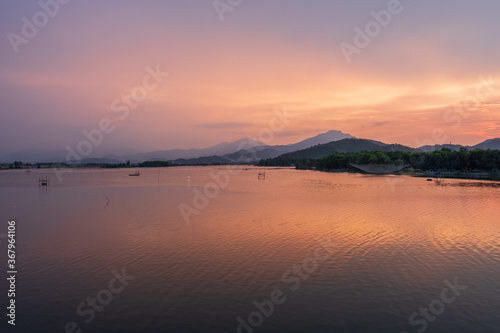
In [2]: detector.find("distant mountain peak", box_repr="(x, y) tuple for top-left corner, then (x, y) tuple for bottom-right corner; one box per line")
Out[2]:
(325, 129), (350, 135)
(287, 130), (354, 151)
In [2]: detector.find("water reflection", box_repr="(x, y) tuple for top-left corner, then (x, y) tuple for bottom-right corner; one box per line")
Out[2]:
(0, 167), (498, 332)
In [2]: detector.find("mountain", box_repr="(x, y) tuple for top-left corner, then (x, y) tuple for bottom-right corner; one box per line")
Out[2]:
(120, 138), (264, 162)
(116, 137), (500, 164)
(285, 130), (354, 151)
(77, 158), (124, 164)
(217, 130), (355, 161)
(471, 138), (500, 150)
(259, 138), (414, 162)
(417, 144), (464, 152)
(416, 138), (500, 152)
(3, 132), (500, 164)
(0, 130), (354, 163)
(117, 130), (354, 163)
(258, 137), (500, 167)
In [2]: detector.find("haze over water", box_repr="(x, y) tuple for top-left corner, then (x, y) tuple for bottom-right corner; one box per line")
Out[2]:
(0, 167), (499, 332)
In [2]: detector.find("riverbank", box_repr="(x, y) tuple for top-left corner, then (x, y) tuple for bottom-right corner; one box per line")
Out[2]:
(403, 170), (500, 181)
(311, 167), (500, 182)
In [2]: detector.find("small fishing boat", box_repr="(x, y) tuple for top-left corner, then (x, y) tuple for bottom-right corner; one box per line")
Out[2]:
(349, 163), (409, 175)
(129, 170), (140, 176)
(39, 177), (49, 186)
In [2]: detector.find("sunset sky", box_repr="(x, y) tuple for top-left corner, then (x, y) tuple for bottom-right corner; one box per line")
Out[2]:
(2, 0), (500, 157)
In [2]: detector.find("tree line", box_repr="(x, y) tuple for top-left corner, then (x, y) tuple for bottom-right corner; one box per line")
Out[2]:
(257, 148), (500, 172)
(5, 160), (172, 169)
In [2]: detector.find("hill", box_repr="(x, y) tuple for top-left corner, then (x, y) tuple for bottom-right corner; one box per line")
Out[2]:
(471, 138), (500, 150)
(258, 138), (414, 165)
(417, 144), (464, 152)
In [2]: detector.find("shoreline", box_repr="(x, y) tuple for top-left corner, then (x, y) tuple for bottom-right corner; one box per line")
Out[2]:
(306, 168), (500, 182)
(3, 164), (500, 183)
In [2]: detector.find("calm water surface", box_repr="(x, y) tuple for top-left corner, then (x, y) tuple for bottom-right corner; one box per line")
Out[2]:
(0, 167), (499, 332)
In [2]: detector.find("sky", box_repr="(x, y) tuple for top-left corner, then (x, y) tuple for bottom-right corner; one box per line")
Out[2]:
(1, 0), (500, 158)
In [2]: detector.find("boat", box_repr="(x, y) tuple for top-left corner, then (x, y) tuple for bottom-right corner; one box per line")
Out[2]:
(39, 177), (49, 186)
(129, 170), (140, 176)
(349, 163), (410, 175)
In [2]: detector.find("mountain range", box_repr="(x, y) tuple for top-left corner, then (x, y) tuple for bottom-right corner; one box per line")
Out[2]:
(253, 137), (500, 165)
(1, 130), (500, 164)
